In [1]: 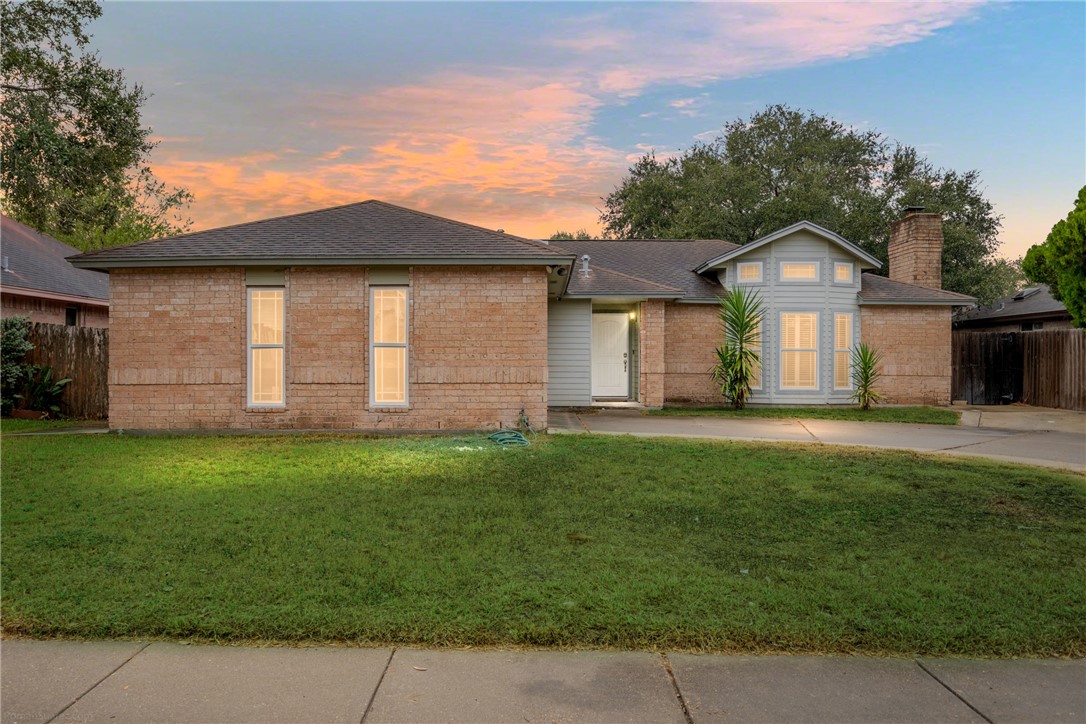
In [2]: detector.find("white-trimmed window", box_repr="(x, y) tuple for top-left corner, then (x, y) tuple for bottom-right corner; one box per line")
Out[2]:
(834, 262), (854, 284)
(834, 313), (853, 390)
(737, 261), (763, 283)
(247, 287), (285, 406)
(749, 321), (762, 390)
(780, 262), (819, 281)
(780, 312), (818, 389)
(371, 286), (408, 406)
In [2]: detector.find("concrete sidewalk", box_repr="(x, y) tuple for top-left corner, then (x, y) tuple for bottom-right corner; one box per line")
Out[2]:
(549, 409), (1086, 472)
(2, 640), (1083, 724)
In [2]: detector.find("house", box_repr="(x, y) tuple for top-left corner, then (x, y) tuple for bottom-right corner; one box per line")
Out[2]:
(69, 201), (973, 431)
(1, 215), (110, 327)
(954, 284), (1074, 332)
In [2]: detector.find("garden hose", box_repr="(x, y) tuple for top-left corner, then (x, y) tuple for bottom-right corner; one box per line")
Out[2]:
(488, 430), (531, 446)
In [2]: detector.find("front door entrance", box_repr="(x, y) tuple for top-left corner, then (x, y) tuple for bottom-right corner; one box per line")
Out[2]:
(591, 313), (629, 398)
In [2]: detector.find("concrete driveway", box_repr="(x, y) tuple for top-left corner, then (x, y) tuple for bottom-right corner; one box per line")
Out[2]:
(550, 406), (1086, 472)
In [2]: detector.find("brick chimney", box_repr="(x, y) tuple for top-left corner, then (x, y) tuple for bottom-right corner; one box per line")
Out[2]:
(888, 206), (943, 289)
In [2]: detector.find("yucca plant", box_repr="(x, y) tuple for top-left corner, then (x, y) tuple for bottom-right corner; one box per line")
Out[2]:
(850, 343), (883, 411)
(710, 287), (764, 409)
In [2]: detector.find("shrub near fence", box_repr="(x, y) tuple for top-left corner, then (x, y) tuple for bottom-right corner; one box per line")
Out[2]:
(25, 323), (108, 419)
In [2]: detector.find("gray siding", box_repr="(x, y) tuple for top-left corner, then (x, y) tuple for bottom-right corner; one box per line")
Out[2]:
(547, 299), (592, 406)
(722, 230), (863, 405)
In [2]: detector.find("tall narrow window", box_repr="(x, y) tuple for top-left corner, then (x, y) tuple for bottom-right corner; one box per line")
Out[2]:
(834, 314), (853, 390)
(248, 288), (285, 406)
(780, 313), (818, 389)
(749, 321), (762, 390)
(371, 287), (408, 405)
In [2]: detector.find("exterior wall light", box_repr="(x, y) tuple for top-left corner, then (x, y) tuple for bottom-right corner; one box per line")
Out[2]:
(629, 310), (637, 320)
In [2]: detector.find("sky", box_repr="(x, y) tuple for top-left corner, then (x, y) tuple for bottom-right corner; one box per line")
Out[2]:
(87, 1), (1085, 258)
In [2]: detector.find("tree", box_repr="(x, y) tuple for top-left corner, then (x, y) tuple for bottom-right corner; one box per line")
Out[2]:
(709, 287), (764, 409)
(1, 0), (191, 249)
(1023, 186), (1086, 328)
(550, 229), (595, 240)
(601, 105), (1020, 303)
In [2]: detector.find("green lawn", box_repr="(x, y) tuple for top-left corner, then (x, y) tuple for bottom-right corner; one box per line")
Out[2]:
(646, 405), (960, 425)
(0, 418), (94, 434)
(2, 433), (1083, 657)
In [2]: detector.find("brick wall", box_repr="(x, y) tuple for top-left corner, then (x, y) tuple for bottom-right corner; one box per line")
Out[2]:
(663, 302), (720, 403)
(108, 266), (548, 430)
(638, 299), (666, 407)
(860, 305), (953, 405)
(888, 212), (943, 290)
(2, 293), (109, 328)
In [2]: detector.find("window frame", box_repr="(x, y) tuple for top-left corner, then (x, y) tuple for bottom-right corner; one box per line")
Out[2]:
(736, 261), (764, 284)
(246, 286), (286, 408)
(370, 285), (410, 408)
(834, 313), (853, 391)
(779, 260), (821, 283)
(833, 261), (854, 285)
(749, 319), (763, 390)
(779, 311), (820, 391)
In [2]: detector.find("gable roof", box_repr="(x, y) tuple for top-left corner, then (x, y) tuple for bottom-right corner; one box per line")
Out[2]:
(551, 239), (738, 300)
(69, 200), (572, 270)
(956, 284), (1069, 325)
(859, 273), (975, 306)
(0, 216), (109, 303)
(693, 221), (882, 274)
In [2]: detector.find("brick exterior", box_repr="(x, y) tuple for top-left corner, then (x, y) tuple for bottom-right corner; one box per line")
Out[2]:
(2, 292), (109, 328)
(662, 302), (720, 403)
(108, 266), (548, 431)
(861, 305), (953, 405)
(638, 299), (666, 407)
(888, 212), (943, 290)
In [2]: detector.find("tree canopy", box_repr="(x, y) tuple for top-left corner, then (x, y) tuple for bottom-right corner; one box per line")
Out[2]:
(601, 105), (1021, 303)
(1022, 186), (1086, 328)
(1, 0), (191, 249)
(550, 229), (595, 241)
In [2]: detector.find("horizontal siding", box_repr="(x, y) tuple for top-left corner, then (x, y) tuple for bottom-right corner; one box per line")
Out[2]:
(724, 232), (862, 404)
(547, 299), (592, 406)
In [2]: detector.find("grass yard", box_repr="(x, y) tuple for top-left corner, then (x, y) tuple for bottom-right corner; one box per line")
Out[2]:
(646, 405), (961, 425)
(2, 433), (1083, 657)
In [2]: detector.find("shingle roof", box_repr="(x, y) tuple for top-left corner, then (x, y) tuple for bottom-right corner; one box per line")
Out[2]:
(564, 264), (683, 297)
(0, 216), (109, 302)
(551, 239), (738, 300)
(956, 284), (1069, 324)
(859, 273), (975, 306)
(69, 200), (570, 269)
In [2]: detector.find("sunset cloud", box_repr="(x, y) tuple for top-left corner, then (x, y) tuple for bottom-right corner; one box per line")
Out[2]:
(144, 2), (986, 238)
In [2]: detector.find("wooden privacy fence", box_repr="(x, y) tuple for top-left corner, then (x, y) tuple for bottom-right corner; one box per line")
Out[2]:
(953, 329), (1086, 411)
(25, 323), (109, 419)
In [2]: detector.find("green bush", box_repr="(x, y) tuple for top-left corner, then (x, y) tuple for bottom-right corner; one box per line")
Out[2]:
(1, 317), (34, 415)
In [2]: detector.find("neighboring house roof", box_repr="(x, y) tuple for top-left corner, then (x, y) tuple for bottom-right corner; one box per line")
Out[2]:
(551, 239), (738, 300)
(859, 273), (975, 306)
(955, 284), (1069, 325)
(69, 200), (572, 270)
(0, 215), (109, 303)
(693, 220), (883, 274)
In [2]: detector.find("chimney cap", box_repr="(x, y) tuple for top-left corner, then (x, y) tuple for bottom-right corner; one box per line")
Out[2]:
(904, 205), (926, 215)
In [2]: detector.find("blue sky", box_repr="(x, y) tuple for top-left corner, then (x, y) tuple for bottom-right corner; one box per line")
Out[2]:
(89, 1), (1085, 256)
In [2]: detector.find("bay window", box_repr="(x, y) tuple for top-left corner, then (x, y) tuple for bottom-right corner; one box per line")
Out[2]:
(780, 312), (818, 389)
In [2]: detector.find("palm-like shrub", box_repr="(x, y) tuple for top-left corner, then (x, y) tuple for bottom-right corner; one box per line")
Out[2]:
(710, 288), (764, 409)
(850, 343), (883, 410)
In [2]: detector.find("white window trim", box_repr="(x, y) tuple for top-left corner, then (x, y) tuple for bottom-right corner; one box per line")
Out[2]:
(779, 260), (821, 283)
(749, 320), (763, 390)
(736, 261), (763, 284)
(247, 286), (286, 408)
(779, 311), (820, 391)
(370, 285), (410, 407)
(834, 313), (853, 390)
(833, 261), (854, 285)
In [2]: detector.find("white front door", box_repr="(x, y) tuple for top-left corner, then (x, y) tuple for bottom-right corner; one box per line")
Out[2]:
(592, 313), (629, 398)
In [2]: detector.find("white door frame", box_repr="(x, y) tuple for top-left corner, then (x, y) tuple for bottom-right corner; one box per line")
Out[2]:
(591, 312), (630, 398)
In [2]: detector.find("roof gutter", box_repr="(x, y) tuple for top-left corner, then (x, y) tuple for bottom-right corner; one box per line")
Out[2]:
(69, 255), (576, 272)
(858, 298), (975, 307)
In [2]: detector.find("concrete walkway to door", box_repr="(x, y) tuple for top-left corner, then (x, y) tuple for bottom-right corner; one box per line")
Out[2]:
(549, 406), (1086, 472)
